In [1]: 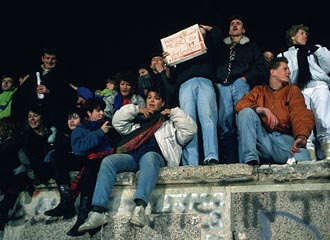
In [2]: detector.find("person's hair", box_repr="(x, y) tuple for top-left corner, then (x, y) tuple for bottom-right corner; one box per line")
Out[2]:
(137, 64), (150, 74)
(114, 70), (137, 92)
(27, 104), (48, 127)
(0, 117), (17, 140)
(40, 47), (57, 57)
(67, 109), (83, 120)
(1, 73), (18, 88)
(228, 14), (246, 30)
(83, 98), (106, 116)
(105, 75), (116, 85)
(269, 57), (288, 70)
(146, 88), (167, 105)
(27, 104), (45, 117)
(286, 24), (309, 46)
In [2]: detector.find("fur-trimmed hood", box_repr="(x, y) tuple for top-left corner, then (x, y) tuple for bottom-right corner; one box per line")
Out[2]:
(224, 36), (250, 45)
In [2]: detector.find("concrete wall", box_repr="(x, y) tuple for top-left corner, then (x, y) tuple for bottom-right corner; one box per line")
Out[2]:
(1, 160), (330, 240)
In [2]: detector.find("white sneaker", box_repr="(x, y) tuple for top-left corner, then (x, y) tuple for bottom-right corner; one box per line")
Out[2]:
(129, 206), (149, 227)
(78, 211), (108, 232)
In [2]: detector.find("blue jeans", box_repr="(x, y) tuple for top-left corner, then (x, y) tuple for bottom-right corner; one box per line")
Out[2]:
(91, 152), (165, 209)
(179, 77), (219, 165)
(237, 108), (311, 163)
(216, 78), (250, 163)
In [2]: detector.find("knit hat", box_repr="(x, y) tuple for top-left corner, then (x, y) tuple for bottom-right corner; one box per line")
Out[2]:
(77, 86), (94, 100)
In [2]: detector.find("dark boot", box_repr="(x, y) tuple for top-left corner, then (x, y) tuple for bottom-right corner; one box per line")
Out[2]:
(44, 185), (75, 219)
(66, 195), (91, 236)
(0, 209), (8, 231)
(0, 193), (18, 230)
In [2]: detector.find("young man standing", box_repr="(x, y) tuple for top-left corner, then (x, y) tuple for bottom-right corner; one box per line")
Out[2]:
(201, 15), (267, 163)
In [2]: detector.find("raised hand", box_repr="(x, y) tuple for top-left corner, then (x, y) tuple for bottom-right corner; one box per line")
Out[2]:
(19, 74), (30, 86)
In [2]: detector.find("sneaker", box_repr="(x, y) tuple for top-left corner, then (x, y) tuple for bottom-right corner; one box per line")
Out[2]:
(78, 211), (109, 232)
(129, 205), (149, 227)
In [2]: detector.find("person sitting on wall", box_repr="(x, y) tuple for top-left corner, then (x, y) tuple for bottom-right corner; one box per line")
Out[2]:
(76, 88), (197, 234)
(235, 57), (314, 165)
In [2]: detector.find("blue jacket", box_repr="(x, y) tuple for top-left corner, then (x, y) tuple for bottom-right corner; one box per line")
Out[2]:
(71, 119), (112, 157)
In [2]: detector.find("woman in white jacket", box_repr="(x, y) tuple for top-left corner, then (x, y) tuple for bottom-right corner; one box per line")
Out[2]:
(77, 88), (197, 233)
(280, 24), (330, 160)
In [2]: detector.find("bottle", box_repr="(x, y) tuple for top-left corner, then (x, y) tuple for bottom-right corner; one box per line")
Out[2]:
(36, 72), (45, 99)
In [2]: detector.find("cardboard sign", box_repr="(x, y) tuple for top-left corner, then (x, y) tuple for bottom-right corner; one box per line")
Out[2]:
(161, 24), (207, 66)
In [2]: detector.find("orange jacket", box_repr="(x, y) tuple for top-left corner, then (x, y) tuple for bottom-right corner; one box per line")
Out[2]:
(235, 85), (314, 139)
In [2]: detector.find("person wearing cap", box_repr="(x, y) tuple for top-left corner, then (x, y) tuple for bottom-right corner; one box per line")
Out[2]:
(279, 24), (330, 160)
(201, 15), (268, 164)
(69, 83), (95, 109)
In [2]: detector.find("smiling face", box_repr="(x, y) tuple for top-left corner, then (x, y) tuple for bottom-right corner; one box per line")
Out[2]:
(146, 91), (165, 111)
(28, 111), (42, 129)
(41, 53), (57, 69)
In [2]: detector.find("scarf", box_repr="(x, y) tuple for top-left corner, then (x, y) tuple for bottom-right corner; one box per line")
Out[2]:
(295, 45), (312, 89)
(114, 92), (131, 112)
(40, 64), (51, 75)
(294, 45), (319, 89)
(224, 42), (237, 83)
(115, 112), (165, 154)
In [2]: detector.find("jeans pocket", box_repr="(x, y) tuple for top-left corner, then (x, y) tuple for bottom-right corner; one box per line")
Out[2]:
(233, 78), (250, 104)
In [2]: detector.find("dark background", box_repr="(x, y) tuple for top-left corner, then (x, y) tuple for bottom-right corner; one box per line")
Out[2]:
(1, 1), (328, 89)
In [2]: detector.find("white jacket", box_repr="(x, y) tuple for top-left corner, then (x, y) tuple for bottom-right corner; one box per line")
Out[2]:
(112, 104), (197, 167)
(280, 45), (330, 87)
(103, 93), (145, 119)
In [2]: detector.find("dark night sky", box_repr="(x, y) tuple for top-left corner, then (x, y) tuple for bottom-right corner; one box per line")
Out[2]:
(1, 1), (329, 89)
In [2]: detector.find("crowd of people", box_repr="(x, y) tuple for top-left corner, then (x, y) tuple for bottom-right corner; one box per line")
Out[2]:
(0, 14), (329, 236)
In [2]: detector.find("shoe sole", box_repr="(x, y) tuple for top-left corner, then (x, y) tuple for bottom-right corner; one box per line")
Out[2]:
(129, 218), (146, 228)
(78, 220), (107, 232)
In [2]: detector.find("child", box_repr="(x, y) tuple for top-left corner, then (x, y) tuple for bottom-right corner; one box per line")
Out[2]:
(95, 76), (117, 98)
